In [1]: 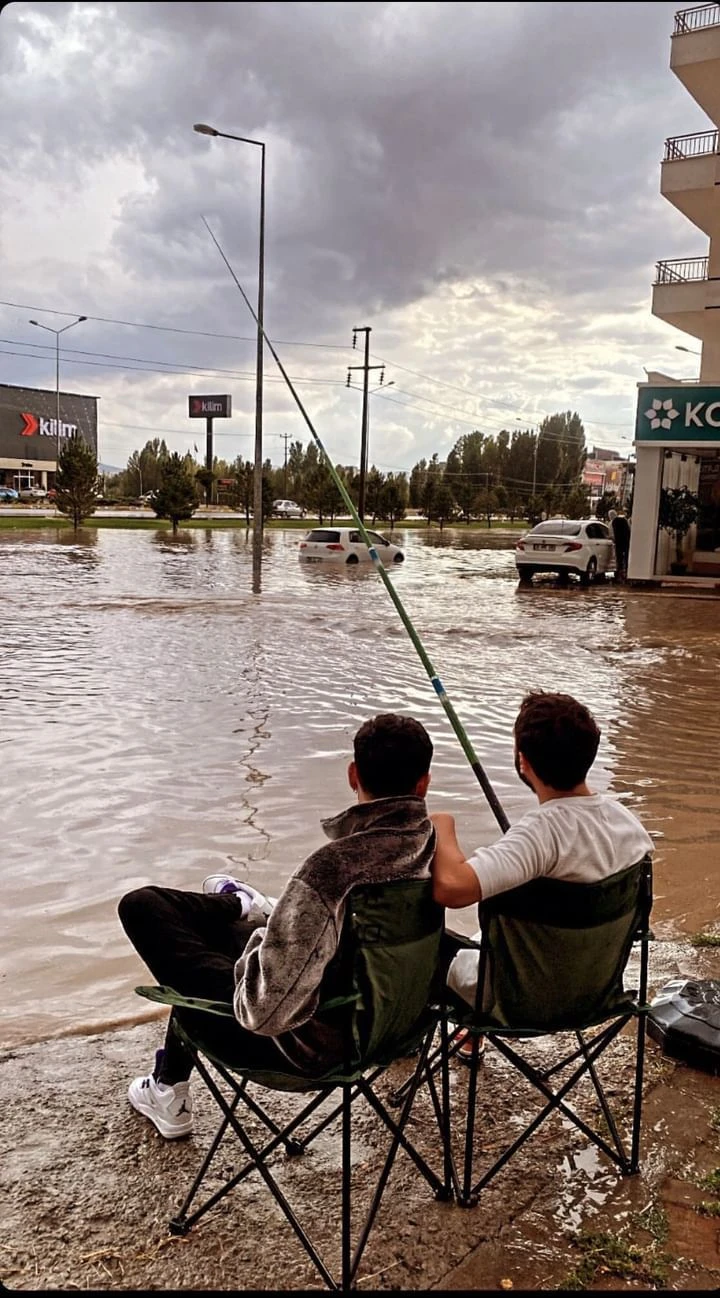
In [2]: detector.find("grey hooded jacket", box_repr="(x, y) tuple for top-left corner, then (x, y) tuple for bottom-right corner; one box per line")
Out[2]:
(233, 794), (435, 1073)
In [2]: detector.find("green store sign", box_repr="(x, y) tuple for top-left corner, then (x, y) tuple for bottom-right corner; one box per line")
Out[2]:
(635, 385), (720, 442)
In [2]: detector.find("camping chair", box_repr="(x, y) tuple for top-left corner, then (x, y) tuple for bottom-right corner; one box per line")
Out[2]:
(396, 855), (653, 1208)
(135, 877), (452, 1291)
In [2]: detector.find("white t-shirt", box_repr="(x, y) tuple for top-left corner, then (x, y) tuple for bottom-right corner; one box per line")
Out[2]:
(447, 793), (654, 1007)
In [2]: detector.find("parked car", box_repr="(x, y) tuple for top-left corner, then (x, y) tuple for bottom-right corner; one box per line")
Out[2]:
(298, 527), (404, 565)
(0, 486), (19, 501)
(273, 499), (304, 519)
(515, 519), (615, 586)
(18, 486), (48, 501)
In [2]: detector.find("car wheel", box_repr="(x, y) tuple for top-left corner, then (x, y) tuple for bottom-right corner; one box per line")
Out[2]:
(516, 566), (534, 585)
(580, 557), (597, 587)
(346, 554), (359, 564)
(393, 553), (404, 563)
(557, 570), (570, 586)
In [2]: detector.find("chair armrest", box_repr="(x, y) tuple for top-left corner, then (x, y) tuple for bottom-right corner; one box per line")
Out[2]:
(135, 984), (236, 1017)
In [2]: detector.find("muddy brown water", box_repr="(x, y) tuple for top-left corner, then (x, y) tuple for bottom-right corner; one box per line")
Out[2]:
(2, 524), (719, 1050)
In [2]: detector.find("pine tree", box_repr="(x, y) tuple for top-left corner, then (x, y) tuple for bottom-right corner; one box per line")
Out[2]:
(55, 434), (98, 529)
(152, 453), (197, 534)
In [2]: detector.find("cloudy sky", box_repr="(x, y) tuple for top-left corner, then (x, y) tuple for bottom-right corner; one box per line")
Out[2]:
(0, 0), (710, 474)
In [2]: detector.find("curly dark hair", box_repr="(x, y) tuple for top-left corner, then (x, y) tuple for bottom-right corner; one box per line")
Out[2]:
(514, 691), (600, 791)
(353, 713), (433, 798)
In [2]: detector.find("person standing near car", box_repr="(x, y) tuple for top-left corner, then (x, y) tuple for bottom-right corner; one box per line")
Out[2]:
(609, 509), (631, 582)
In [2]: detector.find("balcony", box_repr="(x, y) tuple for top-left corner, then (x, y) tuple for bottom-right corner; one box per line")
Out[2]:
(674, 3), (720, 32)
(652, 256), (720, 339)
(661, 131), (720, 232)
(672, 6), (720, 122)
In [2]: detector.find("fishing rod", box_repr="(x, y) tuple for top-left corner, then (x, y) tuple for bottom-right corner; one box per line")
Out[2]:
(202, 216), (510, 833)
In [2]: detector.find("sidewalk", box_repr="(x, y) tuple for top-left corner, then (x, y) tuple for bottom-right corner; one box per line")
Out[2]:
(2, 993), (719, 1292)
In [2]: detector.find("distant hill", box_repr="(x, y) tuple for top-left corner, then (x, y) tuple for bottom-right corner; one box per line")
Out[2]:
(98, 463), (122, 476)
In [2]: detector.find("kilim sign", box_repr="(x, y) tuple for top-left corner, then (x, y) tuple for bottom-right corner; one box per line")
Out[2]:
(188, 395), (232, 418)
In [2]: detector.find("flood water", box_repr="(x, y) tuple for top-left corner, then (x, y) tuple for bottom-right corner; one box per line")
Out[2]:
(2, 524), (719, 1049)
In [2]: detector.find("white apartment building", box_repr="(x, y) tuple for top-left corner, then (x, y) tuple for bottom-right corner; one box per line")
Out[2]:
(630, 2), (720, 584)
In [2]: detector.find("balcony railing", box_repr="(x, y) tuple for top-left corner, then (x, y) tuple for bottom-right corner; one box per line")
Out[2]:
(654, 256), (710, 284)
(664, 129), (720, 159)
(674, 3), (720, 33)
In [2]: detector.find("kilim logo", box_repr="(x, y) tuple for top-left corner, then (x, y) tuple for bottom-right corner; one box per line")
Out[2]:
(20, 412), (39, 436)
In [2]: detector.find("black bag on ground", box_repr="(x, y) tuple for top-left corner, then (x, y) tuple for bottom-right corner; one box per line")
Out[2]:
(648, 978), (720, 1074)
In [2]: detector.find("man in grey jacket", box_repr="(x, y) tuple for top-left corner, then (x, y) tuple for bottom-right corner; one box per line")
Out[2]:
(119, 713), (436, 1139)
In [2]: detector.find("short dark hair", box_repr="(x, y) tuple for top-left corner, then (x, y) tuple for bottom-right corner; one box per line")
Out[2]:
(353, 713), (433, 798)
(514, 691), (600, 791)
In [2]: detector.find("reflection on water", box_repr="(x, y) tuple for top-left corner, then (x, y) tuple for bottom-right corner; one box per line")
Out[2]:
(1, 525), (719, 1047)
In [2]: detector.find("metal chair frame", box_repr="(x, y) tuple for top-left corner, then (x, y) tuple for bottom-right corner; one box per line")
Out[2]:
(396, 856), (654, 1208)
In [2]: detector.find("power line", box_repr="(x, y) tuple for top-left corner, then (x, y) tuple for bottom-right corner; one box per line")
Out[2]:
(0, 346), (345, 387)
(0, 299), (351, 350)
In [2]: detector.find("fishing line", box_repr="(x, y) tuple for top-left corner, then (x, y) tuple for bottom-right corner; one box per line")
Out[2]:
(202, 216), (510, 833)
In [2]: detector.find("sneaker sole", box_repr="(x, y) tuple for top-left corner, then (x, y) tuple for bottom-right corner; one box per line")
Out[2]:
(127, 1081), (193, 1140)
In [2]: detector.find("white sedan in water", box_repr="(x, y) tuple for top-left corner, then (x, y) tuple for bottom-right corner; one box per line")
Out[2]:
(515, 519), (616, 585)
(298, 526), (404, 565)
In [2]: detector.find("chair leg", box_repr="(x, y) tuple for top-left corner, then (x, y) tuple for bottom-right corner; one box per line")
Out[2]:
(342, 1086), (352, 1291)
(630, 1012), (647, 1174)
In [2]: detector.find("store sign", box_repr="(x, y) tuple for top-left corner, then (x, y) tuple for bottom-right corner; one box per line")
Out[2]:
(20, 411), (78, 439)
(635, 385), (720, 441)
(188, 394), (232, 418)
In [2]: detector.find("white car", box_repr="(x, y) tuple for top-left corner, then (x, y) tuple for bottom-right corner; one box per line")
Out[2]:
(18, 486), (48, 501)
(273, 499), (304, 518)
(515, 519), (616, 585)
(298, 526), (405, 565)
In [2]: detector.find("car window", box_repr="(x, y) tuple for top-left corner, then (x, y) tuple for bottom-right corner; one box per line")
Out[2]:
(529, 521), (581, 537)
(348, 531), (362, 543)
(306, 529), (340, 542)
(367, 531), (389, 546)
(585, 523), (611, 540)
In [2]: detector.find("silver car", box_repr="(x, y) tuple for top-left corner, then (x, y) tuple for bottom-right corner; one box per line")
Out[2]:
(515, 519), (616, 585)
(298, 527), (404, 565)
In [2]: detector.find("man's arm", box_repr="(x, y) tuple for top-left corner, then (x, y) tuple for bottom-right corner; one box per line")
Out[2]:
(430, 812), (482, 908)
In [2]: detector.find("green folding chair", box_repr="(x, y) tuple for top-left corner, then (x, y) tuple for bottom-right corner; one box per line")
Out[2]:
(135, 877), (452, 1291)
(397, 855), (653, 1208)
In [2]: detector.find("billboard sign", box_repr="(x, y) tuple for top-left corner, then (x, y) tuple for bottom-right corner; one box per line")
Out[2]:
(635, 385), (720, 442)
(0, 383), (97, 464)
(188, 394), (232, 418)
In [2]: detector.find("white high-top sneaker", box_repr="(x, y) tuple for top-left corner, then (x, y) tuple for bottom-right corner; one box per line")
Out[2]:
(128, 1066), (193, 1139)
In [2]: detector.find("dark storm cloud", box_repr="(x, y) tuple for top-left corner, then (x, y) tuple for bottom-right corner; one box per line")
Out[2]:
(0, 0), (701, 338)
(0, 1), (705, 466)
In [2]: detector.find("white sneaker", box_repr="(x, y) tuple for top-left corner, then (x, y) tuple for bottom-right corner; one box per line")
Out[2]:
(202, 875), (276, 918)
(128, 1072), (193, 1139)
(202, 873), (246, 896)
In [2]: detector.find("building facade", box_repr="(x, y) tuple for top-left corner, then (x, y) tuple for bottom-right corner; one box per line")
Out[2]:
(630, 2), (720, 584)
(0, 382), (98, 492)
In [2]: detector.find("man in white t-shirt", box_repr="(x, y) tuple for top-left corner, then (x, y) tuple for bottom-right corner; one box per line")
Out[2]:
(431, 690), (654, 1010)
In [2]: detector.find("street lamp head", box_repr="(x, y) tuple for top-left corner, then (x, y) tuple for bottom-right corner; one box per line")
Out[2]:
(29, 319), (38, 326)
(77, 315), (87, 322)
(193, 123), (219, 136)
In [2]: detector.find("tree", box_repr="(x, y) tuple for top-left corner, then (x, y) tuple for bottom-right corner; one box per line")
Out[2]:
(378, 473), (408, 527)
(55, 434), (98, 529)
(151, 453), (197, 534)
(433, 482), (456, 530)
(195, 467), (216, 506)
(422, 454), (443, 520)
(658, 486), (699, 567)
(231, 458), (253, 523)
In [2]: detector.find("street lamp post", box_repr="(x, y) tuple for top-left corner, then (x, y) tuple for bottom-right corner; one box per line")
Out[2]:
(194, 123), (265, 593)
(28, 315), (87, 485)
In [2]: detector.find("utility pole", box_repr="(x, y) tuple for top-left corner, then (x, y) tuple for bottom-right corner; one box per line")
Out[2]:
(205, 416), (214, 506)
(347, 326), (384, 521)
(279, 430), (290, 496)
